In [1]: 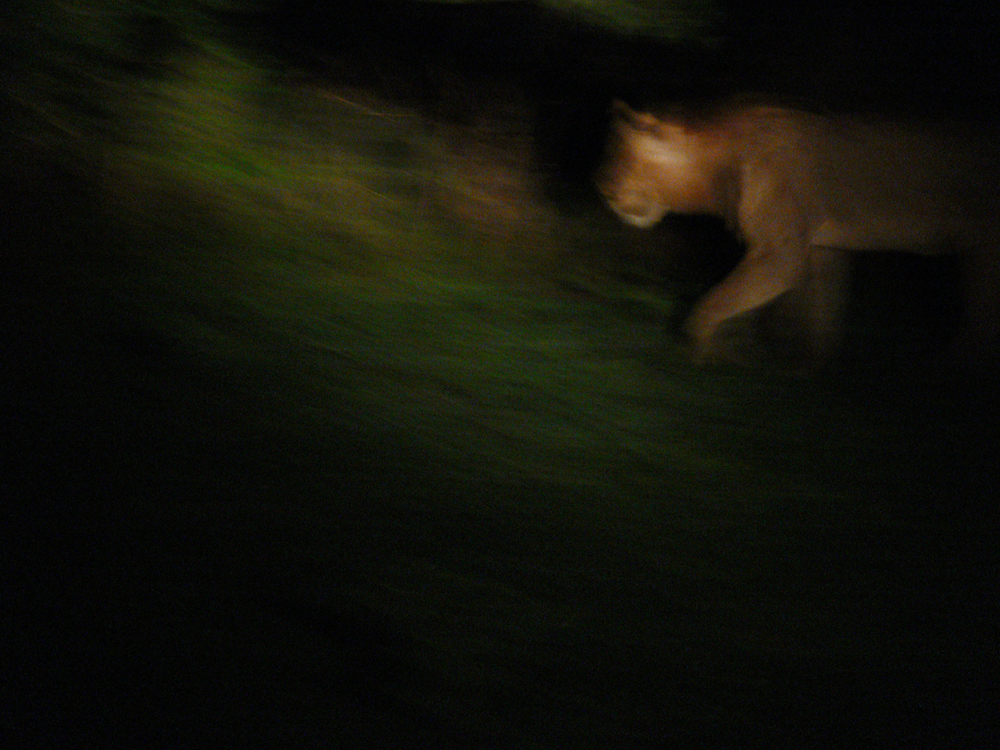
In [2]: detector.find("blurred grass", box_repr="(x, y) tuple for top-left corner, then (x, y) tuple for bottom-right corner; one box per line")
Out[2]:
(4, 21), (998, 750)
(544, 0), (720, 38)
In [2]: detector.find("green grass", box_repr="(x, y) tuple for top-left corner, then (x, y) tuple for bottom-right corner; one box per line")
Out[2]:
(5, 41), (998, 750)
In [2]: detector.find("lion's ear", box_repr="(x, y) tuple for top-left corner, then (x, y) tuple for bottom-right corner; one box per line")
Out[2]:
(612, 100), (659, 133)
(611, 99), (632, 118)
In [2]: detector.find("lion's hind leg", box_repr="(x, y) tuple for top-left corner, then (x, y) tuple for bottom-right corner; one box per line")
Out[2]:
(800, 246), (850, 364)
(957, 240), (1000, 374)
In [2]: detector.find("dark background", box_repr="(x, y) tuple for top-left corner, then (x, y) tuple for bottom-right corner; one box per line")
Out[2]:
(4, 3), (999, 749)
(241, 1), (1000, 197)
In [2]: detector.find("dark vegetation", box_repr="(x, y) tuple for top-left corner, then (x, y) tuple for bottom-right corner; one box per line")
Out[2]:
(4, 2), (998, 748)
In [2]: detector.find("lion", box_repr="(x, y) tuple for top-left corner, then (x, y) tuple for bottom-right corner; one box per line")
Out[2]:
(596, 99), (1000, 368)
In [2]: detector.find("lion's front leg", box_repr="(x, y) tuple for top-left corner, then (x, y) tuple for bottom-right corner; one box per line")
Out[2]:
(686, 250), (803, 362)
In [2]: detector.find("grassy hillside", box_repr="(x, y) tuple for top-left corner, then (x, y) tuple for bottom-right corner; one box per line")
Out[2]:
(4, 22), (997, 750)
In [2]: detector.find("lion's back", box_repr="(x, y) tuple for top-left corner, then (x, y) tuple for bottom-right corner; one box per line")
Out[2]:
(730, 106), (1000, 249)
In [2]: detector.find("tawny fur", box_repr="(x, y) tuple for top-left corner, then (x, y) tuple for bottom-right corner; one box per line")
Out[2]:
(597, 100), (1000, 366)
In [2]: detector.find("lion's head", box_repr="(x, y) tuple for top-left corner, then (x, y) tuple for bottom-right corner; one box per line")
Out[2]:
(596, 101), (731, 228)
